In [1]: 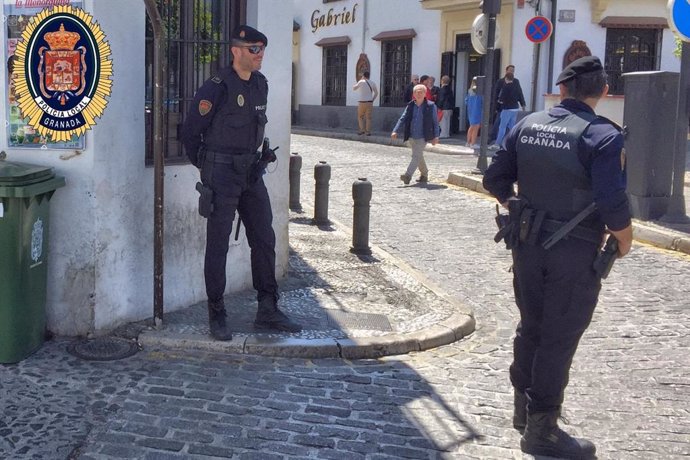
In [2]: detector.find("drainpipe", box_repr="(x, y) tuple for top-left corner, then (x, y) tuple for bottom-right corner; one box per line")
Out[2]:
(529, 0), (542, 111)
(547, 0), (557, 91)
(144, 0), (166, 328)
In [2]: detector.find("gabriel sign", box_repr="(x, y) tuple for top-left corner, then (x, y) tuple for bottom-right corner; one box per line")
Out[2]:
(311, 3), (358, 33)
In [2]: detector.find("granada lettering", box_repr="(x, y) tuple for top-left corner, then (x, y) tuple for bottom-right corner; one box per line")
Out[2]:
(41, 115), (83, 129)
(520, 135), (571, 149)
(311, 3), (358, 33)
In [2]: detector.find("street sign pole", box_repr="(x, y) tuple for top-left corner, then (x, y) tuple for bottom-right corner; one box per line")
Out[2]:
(476, 14), (496, 173)
(660, 0), (690, 222)
(660, 40), (690, 223)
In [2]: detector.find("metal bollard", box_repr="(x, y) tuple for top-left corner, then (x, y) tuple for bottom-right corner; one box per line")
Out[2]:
(350, 177), (372, 255)
(313, 161), (331, 225)
(289, 152), (302, 211)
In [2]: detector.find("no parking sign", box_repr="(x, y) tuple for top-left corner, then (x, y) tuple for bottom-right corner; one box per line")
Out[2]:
(668, 0), (690, 42)
(525, 16), (552, 44)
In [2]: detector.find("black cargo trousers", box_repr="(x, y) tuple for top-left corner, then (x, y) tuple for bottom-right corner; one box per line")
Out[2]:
(509, 236), (602, 413)
(201, 152), (278, 304)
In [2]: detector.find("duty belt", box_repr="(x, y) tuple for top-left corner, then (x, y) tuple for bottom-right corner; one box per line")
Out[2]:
(541, 219), (602, 245)
(205, 150), (257, 164)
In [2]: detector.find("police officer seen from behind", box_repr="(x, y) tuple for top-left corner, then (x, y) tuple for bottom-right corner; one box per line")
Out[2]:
(483, 56), (633, 459)
(181, 25), (302, 341)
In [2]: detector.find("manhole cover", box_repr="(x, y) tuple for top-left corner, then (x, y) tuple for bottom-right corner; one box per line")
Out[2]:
(326, 310), (392, 331)
(67, 337), (139, 361)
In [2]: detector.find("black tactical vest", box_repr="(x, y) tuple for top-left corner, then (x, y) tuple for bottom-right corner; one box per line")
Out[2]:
(204, 67), (268, 154)
(515, 109), (597, 222)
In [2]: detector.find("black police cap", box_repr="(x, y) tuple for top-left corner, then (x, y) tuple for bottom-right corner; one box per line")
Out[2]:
(555, 56), (603, 85)
(232, 25), (267, 47)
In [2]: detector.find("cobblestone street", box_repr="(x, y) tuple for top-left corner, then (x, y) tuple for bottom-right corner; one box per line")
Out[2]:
(290, 134), (690, 458)
(0, 135), (688, 459)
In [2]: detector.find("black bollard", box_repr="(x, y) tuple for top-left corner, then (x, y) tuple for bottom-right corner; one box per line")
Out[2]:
(313, 161), (331, 225)
(289, 152), (303, 211)
(350, 177), (372, 255)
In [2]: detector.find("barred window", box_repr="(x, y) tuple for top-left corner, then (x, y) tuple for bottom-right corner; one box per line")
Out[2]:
(322, 45), (348, 106)
(145, 0), (245, 165)
(380, 39), (412, 107)
(604, 28), (660, 96)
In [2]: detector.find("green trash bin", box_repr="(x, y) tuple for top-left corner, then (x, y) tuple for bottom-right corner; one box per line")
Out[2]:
(0, 161), (65, 363)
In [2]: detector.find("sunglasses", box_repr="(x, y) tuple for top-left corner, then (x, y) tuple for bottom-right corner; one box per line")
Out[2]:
(238, 45), (265, 55)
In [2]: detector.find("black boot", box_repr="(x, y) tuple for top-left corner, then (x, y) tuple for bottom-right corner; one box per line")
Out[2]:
(254, 297), (302, 332)
(520, 410), (596, 459)
(208, 299), (232, 341)
(513, 390), (527, 433)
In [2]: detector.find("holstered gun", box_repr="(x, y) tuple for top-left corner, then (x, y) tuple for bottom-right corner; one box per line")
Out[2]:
(494, 205), (512, 247)
(493, 200), (524, 249)
(593, 234), (618, 279)
(195, 181), (214, 218)
(250, 137), (278, 183)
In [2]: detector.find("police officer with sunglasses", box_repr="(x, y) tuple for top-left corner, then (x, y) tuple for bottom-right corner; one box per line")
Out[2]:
(181, 25), (302, 341)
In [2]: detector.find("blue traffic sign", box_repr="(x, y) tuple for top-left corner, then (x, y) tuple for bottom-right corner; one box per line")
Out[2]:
(669, 0), (690, 42)
(525, 16), (553, 44)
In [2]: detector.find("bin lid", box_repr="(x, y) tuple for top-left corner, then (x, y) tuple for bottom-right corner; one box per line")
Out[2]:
(0, 161), (55, 187)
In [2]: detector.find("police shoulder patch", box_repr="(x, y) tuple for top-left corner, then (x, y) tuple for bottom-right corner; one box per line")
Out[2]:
(199, 100), (213, 116)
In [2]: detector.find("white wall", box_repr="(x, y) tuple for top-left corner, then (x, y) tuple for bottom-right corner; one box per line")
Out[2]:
(0, 0), (293, 335)
(294, 0), (441, 107)
(250, 0), (293, 281)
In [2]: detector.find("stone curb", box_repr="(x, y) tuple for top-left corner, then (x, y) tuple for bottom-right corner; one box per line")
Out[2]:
(137, 212), (476, 360)
(138, 316), (475, 359)
(447, 171), (690, 256)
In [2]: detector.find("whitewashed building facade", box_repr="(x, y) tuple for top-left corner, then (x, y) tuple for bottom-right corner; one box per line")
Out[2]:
(293, 0), (683, 131)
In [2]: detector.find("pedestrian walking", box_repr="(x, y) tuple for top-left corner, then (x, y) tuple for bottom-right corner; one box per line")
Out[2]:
(391, 84), (440, 184)
(181, 25), (302, 341)
(492, 70), (526, 149)
(353, 70), (378, 135)
(482, 56), (633, 459)
(490, 64), (524, 146)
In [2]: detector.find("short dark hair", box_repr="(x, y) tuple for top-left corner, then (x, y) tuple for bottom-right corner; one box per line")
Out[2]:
(420, 75), (429, 83)
(362, 71), (370, 79)
(562, 70), (607, 100)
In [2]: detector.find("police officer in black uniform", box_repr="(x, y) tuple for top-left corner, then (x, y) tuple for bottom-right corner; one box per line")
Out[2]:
(483, 56), (633, 459)
(181, 25), (301, 341)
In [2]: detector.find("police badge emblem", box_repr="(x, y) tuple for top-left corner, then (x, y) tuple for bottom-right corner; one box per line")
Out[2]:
(237, 94), (245, 107)
(13, 6), (113, 142)
(199, 100), (212, 116)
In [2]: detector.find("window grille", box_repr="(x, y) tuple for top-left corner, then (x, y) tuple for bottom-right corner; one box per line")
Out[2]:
(145, 0), (245, 165)
(380, 39), (412, 107)
(604, 28), (660, 96)
(322, 45), (348, 106)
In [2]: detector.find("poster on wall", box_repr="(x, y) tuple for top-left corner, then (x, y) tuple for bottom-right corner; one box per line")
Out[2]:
(4, 0), (84, 149)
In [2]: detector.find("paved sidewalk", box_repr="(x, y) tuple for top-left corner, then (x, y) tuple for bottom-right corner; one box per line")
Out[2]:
(133, 211), (474, 359)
